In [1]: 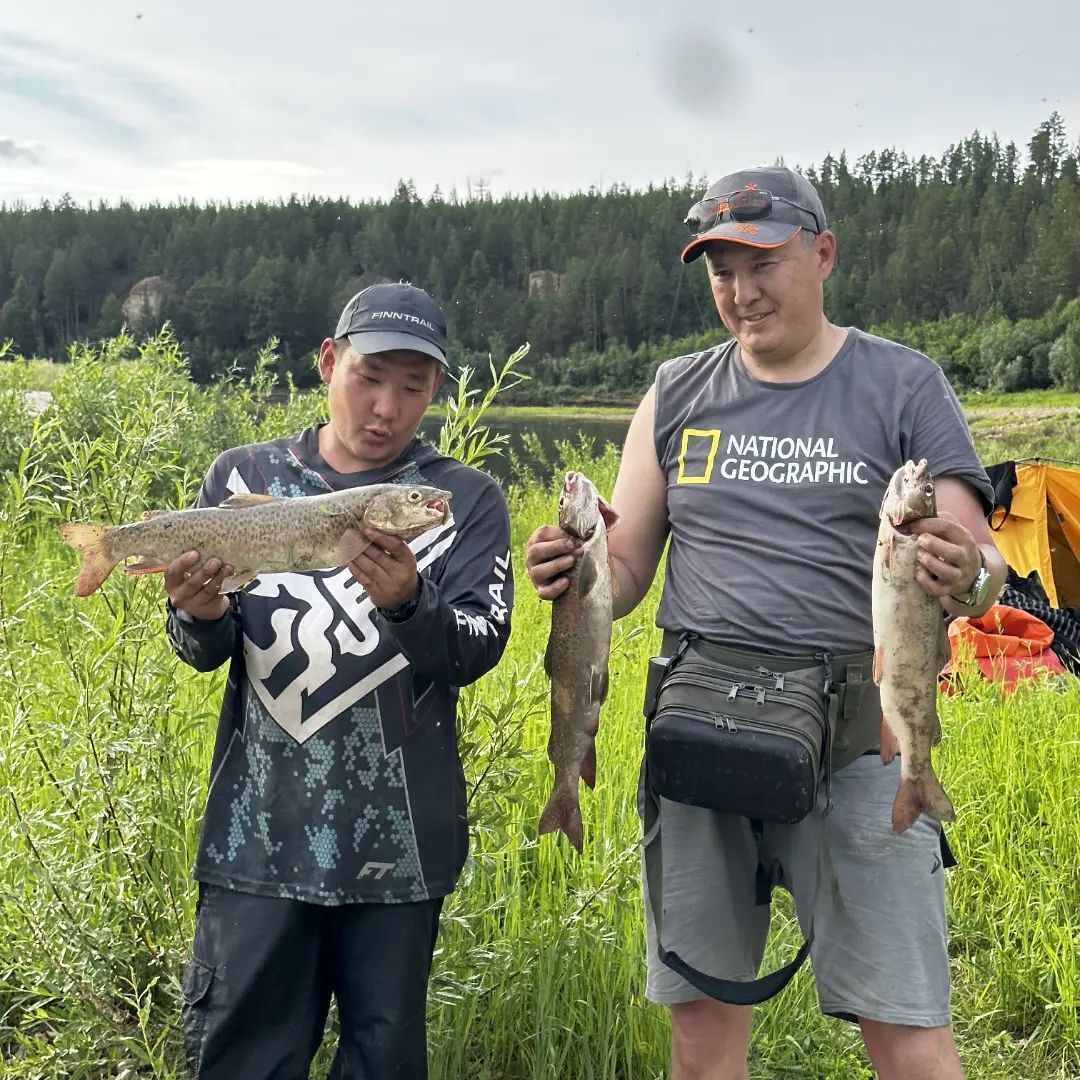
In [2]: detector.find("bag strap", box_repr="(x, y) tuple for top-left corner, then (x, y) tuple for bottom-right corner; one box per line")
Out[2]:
(641, 763), (813, 1006)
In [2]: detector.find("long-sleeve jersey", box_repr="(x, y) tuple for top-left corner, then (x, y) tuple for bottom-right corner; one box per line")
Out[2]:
(166, 426), (513, 904)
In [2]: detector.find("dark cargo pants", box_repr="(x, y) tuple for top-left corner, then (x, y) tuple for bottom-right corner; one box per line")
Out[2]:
(182, 883), (443, 1079)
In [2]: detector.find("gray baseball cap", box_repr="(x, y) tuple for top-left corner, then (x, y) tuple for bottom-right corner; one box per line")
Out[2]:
(334, 282), (449, 370)
(680, 166), (827, 263)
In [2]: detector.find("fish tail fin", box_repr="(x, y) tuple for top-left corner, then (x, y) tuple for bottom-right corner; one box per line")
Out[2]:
(58, 522), (118, 597)
(538, 788), (583, 853)
(892, 771), (956, 834)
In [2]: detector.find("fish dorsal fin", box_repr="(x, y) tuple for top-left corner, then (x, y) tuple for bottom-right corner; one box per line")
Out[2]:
(219, 493), (282, 508)
(139, 509), (169, 520)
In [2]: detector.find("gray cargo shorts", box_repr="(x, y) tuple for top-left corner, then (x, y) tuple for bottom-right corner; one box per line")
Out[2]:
(640, 754), (952, 1027)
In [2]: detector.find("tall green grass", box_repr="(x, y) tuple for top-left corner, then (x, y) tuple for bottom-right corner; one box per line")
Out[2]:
(0, 334), (1077, 1078)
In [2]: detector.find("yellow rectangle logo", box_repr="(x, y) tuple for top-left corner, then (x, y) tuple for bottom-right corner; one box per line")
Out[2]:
(677, 428), (721, 484)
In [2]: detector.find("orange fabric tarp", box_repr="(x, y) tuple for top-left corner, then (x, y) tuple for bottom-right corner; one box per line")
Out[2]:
(941, 603), (1066, 692)
(989, 462), (1080, 608)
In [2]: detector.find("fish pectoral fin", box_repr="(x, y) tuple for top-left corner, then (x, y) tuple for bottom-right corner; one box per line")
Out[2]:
(335, 529), (371, 565)
(590, 666), (609, 706)
(598, 496), (619, 531)
(872, 645), (885, 685)
(877, 536), (896, 582)
(219, 493), (283, 508)
(579, 556), (598, 597)
(220, 571), (258, 593)
(122, 557), (170, 576)
(580, 741), (597, 790)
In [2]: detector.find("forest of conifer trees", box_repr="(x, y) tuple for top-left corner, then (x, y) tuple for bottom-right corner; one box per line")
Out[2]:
(2, 113), (1079, 400)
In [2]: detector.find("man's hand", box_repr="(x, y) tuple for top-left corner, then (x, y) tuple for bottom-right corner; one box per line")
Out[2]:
(523, 525), (582, 602)
(165, 551), (232, 620)
(348, 527), (420, 610)
(908, 512), (982, 600)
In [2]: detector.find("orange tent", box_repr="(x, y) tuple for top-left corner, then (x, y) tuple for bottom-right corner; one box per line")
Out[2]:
(987, 460), (1080, 609)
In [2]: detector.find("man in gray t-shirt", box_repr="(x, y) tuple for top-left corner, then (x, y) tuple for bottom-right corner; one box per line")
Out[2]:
(525, 166), (1004, 1080)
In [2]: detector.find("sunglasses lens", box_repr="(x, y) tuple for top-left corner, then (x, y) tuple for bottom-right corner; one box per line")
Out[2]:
(684, 199), (716, 233)
(728, 189), (771, 220)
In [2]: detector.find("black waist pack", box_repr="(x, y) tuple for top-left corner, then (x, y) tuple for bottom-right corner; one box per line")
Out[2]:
(644, 634), (835, 824)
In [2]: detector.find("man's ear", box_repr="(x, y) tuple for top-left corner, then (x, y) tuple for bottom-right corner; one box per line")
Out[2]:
(317, 339), (337, 385)
(815, 231), (838, 279)
(431, 368), (446, 399)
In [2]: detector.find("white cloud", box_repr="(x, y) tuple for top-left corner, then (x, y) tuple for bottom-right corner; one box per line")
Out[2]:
(0, 0), (1077, 207)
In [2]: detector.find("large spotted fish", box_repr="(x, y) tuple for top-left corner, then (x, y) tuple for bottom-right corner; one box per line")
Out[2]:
(871, 459), (956, 833)
(539, 471), (618, 852)
(59, 484), (451, 596)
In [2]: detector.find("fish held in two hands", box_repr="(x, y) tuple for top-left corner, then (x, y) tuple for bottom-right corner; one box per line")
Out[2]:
(539, 471), (618, 852)
(871, 458), (956, 834)
(59, 484), (452, 597)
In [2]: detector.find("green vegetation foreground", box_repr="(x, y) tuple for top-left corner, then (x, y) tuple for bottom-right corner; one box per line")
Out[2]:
(0, 335), (1077, 1078)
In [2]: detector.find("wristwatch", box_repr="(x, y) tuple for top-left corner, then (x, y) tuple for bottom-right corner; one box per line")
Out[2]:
(378, 579), (422, 623)
(950, 550), (992, 607)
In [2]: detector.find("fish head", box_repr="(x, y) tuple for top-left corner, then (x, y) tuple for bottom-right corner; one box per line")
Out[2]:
(880, 458), (937, 528)
(557, 471), (617, 540)
(363, 485), (452, 538)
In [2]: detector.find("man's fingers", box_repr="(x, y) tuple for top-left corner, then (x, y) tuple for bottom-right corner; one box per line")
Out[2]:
(164, 550), (202, 589)
(525, 530), (579, 570)
(537, 577), (571, 601)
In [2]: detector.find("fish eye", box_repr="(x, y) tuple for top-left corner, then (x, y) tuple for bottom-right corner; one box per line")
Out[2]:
(407, 490), (421, 503)
(923, 483), (934, 497)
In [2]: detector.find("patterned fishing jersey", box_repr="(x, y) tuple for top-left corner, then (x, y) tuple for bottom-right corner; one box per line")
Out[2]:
(167, 427), (513, 904)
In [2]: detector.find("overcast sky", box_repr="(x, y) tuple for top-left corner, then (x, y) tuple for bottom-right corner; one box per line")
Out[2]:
(2, 0), (1078, 208)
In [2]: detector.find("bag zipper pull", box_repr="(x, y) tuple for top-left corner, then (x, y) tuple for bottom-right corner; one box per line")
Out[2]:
(726, 683), (741, 701)
(755, 687), (767, 706)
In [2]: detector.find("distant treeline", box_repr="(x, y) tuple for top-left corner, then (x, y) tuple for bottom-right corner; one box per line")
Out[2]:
(1, 112), (1079, 398)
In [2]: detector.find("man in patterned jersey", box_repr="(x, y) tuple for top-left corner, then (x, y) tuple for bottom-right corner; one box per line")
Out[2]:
(525, 168), (1006, 1079)
(164, 282), (513, 1078)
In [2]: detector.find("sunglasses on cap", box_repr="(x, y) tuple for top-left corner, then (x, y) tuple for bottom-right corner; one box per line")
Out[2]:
(684, 189), (822, 236)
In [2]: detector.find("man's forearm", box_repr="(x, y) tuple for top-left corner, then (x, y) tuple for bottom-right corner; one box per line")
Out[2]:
(611, 554), (657, 621)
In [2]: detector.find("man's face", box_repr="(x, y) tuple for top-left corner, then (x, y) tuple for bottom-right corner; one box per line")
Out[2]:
(704, 231), (836, 365)
(317, 343), (443, 472)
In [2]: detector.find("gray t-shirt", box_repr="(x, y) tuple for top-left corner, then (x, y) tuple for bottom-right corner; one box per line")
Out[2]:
(653, 328), (993, 654)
